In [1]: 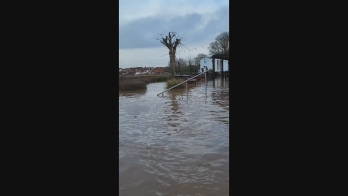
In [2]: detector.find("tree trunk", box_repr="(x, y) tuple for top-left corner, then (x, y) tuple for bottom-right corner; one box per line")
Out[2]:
(169, 50), (176, 76)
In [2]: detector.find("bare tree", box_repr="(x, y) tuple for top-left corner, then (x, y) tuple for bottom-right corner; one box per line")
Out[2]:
(177, 58), (187, 67)
(186, 56), (194, 66)
(209, 32), (229, 55)
(194, 53), (207, 66)
(157, 32), (182, 76)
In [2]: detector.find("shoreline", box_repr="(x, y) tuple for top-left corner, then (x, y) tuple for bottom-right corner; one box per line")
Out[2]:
(119, 74), (171, 91)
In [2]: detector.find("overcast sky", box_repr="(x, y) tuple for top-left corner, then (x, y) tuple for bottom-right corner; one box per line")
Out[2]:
(119, 0), (229, 68)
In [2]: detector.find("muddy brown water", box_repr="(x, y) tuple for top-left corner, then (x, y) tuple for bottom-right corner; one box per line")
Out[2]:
(119, 78), (229, 196)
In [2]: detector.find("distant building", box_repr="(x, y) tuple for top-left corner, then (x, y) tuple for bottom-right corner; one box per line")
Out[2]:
(199, 57), (229, 73)
(153, 67), (165, 74)
(122, 66), (172, 75)
(164, 67), (171, 73)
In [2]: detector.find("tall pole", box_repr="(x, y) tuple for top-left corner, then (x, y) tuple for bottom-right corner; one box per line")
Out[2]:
(221, 59), (224, 79)
(178, 61), (182, 76)
(189, 61), (192, 75)
(186, 82), (188, 96)
(205, 66), (207, 87)
(205, 66), (207, 99)
(212, 58), (215, 80)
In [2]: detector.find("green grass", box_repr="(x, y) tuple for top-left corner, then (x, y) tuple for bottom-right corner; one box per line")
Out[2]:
(142, 76), (170, 84)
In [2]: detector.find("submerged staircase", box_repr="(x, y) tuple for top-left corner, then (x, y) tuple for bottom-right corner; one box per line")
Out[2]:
(157, 69), (208, 97)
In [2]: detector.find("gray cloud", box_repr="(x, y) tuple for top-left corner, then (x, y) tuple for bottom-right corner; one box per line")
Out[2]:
(199, 7), (229, 39)
(119, 6), (229, 49)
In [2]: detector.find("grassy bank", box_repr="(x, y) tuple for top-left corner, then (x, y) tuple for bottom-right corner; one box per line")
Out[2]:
(119, 74), (171, 91)
(166, 78), (185, 89)
(119, 80), (147, 91)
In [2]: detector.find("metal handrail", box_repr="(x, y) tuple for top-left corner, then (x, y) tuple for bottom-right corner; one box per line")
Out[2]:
(157, 70), (208, 96)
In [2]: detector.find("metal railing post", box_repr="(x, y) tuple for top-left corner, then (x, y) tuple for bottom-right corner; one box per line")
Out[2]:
(186, 82), (188, 93)
(186, 82), (188, 97)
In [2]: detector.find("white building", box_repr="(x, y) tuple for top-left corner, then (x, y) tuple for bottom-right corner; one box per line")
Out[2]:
(199, 57), (229, 73)
(135, 69), (150, 75)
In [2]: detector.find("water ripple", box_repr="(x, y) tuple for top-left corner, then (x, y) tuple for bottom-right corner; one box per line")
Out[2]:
(119, 79), (229, 196)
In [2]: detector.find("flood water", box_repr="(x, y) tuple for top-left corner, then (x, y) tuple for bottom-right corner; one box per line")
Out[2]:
(119, 78), (229, 196)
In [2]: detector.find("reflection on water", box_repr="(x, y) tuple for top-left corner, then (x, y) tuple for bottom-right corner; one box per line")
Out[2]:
(119, 78), (229, 196)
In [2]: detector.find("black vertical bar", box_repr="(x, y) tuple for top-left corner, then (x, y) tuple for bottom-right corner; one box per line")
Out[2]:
(228, 60), (230, 78)
(212, 58), (215, 79)
(221, 59), (224, 78)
